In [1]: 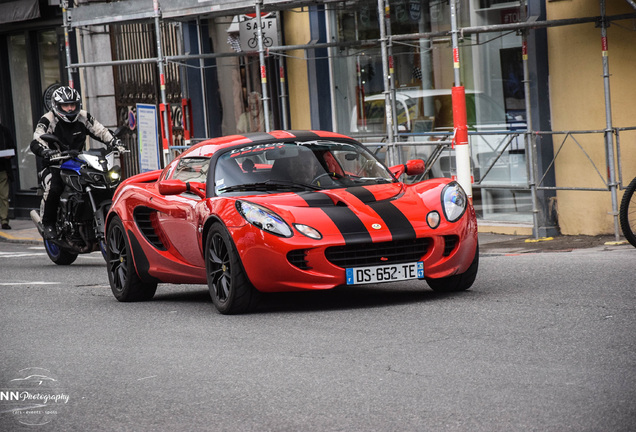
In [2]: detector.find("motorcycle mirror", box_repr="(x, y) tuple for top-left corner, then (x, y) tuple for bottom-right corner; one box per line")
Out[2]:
(113, 126), (128, 138)
(40, 134), (63, 145)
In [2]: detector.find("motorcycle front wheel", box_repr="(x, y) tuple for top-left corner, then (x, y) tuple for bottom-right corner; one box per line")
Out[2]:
(44, 239), (78, 265)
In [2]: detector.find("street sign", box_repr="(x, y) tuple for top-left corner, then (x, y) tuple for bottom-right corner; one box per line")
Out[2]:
(136, 103), (161, 173)
(239, 14), (279, 52)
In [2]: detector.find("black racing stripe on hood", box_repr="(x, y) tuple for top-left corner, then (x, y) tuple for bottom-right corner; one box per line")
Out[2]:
(346, 187), (376, 203)
(298, 191), (333, 207)
(368, 201), (417, 241)
(296, 192), (372, 244)
(322, 207), (373, 244)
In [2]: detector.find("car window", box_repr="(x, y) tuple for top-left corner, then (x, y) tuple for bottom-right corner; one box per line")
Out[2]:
(171, 157), (209, 183)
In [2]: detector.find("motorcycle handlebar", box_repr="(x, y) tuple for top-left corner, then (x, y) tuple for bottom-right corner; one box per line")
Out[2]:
(49, 148), (130, 161)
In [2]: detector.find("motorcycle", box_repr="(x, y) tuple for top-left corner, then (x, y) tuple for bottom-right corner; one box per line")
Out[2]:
(30, 129), (128, 265)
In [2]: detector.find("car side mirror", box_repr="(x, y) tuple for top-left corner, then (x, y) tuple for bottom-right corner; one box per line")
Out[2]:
(405, 159), (425, 176)
(157, 179), (206, 199)
(389, 159), (425, 178)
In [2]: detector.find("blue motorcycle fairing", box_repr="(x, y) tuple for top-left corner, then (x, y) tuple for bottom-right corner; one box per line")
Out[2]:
(60, 158), (83, 174)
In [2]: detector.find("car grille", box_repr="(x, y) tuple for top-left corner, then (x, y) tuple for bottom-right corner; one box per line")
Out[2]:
(325, 238), (431, 268)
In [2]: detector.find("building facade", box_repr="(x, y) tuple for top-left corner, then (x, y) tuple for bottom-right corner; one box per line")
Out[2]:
(1, 0), (634, 237)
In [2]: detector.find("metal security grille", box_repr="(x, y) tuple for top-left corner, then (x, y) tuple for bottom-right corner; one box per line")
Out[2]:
(110, 22), (184, 178)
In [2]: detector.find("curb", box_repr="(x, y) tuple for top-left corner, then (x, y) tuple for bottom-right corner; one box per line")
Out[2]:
(0, 230), (43, 245)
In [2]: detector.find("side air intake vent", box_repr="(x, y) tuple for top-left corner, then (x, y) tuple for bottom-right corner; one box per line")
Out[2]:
(133, 207), (166, 250)
(287, 249), (311, 270)
(443, 235), (459, 256)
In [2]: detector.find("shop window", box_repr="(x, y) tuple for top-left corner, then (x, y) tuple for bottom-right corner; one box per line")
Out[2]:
(330, 0), (531, 222)
(8, 34), (37, 191)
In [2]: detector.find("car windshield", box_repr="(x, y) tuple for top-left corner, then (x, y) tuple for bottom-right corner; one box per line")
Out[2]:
(214, 140), (395, 195)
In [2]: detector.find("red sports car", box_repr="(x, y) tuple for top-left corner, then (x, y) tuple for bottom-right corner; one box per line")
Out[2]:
(105, 130), (478, 314)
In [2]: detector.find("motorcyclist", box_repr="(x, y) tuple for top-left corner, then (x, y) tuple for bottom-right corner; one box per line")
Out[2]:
(30, 86), (124, 239)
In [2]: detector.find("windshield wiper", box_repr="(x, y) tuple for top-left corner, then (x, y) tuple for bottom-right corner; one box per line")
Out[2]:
(350, 177), (393, 184)
(218, 180), (320, 193)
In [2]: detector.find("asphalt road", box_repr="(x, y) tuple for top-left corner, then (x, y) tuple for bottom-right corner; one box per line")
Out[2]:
(0, 241), (634, 431)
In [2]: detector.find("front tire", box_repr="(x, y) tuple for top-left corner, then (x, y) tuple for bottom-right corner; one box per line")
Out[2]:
(426, 245), (479, 292)
(106, 216), (157, 301)
(619, 176), (636, 248)
(205, 223), (258, 314)
(44, 239), (78, 265)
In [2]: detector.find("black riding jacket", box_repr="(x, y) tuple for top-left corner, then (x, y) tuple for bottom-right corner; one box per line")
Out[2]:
(30, 110), (115, 164)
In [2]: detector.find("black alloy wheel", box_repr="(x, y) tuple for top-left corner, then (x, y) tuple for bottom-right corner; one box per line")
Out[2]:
(205, 223), (259, 314)
(106, 216), (157, 301)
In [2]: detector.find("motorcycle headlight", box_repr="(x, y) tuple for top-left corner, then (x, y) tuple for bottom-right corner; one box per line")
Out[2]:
(236, 201), (292, 237)
(108, 167), (121, 183)
(441, 182), (467, 222)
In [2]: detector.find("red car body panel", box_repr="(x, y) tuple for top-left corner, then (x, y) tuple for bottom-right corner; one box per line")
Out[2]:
(106, 130), (478, 293)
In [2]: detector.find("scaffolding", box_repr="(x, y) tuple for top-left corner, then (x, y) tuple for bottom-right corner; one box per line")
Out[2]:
(64, 0), (636, 239)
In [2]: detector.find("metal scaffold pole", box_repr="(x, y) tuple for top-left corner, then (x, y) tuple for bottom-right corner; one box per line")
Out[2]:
(377, 0), (395, 166)
(449, 0), (472, 199)
(196, 16), (210, 138)
(153, 0), (171, 166)
(256, 0), (272, 133)
(276, 11), (289, 130)
(61, 1), (75, 88)
(600, 0), (620, 241)
(521, 1), (540, 239)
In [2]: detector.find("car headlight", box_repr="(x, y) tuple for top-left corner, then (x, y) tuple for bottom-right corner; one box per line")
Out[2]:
(236, 201), (292, 237)
(441, 182), (467, 222)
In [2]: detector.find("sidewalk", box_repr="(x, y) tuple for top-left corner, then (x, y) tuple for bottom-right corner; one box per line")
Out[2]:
(0, 218), (43, 245)
(0, 217), (631, 253)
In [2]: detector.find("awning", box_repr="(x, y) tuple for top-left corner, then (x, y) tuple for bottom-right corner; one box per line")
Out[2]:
(0, 0), (40, 25)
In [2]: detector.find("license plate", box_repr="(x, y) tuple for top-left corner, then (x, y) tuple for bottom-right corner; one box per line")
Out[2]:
(345, 262), (424, 285)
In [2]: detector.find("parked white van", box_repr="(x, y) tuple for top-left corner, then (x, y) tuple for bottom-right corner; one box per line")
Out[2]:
(349, 88), (526, 183)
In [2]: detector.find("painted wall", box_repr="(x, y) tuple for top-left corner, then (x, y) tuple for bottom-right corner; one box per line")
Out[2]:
(547, 1), (636, 235)
(283, 9), (312, 129)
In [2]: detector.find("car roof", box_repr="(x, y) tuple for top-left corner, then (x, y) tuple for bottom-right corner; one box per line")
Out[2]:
(179, 130), (357, 159)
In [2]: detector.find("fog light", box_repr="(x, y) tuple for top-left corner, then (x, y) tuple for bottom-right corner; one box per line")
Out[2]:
(427, 211), (440, 229)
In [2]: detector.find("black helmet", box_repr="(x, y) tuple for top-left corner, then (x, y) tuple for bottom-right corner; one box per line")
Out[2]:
(52, 86), (81, 123)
